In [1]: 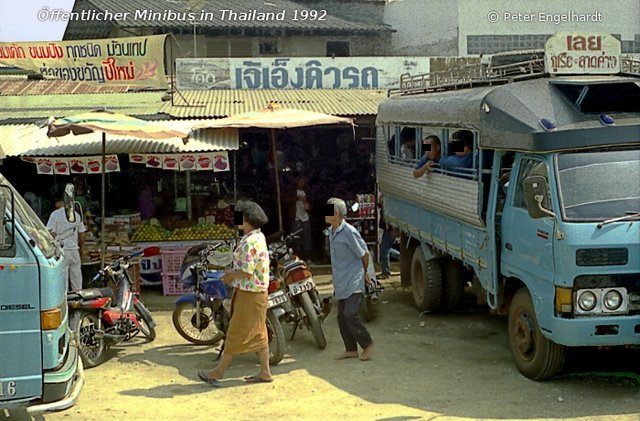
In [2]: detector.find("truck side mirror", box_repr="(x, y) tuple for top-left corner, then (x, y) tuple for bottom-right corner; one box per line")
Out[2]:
(0, 186), (15, 250)
(523, 176), (555, 219)
(63, 183), (76, 223)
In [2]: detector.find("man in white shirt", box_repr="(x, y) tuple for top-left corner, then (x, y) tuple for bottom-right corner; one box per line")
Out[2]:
(46, 203), (86, 291)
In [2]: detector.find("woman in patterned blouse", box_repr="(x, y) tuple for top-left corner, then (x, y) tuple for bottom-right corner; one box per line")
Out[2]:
(198, 199), (273, 386)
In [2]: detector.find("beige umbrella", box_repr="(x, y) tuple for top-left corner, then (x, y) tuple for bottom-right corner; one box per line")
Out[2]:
(192, 104), (354, 231)
(47, 110), (189, 268)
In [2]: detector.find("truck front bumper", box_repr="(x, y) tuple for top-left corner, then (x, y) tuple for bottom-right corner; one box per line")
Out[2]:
(26, 341), (84, 414)
(546, 314), (640, 347)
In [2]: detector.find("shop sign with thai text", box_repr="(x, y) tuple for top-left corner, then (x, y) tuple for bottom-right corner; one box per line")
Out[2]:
(545, 32), (621, 74)
(176, 57), (431, 90)
(0, 35), (168, 89)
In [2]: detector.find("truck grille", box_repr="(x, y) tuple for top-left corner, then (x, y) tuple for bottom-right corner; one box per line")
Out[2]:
(576, 248), (628, 266)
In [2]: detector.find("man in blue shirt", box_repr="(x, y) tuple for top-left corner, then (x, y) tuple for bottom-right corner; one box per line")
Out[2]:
(326, 197), (374, 361)
(413, 135), (442, 178)
(439, 130), (474, 172)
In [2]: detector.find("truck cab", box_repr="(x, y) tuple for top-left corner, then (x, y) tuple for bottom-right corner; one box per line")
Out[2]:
(0, 173), (83, 414)
(376, 33), (640, 379)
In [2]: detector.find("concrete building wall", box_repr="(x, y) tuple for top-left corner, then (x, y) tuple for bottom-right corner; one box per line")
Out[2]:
(458, 0), (640, 54)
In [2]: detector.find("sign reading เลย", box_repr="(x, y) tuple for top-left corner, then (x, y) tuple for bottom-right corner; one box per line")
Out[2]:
(545, 32), (621, 75)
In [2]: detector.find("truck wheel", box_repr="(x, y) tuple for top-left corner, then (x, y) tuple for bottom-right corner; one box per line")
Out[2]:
(411, 248), (442, 312)
(399, 234), (414, 287)
(441, 259), (466, 311)
(508, 288), (566, 380)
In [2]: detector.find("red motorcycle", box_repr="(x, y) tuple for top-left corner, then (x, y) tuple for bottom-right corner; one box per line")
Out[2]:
(68, 251), (156, 368)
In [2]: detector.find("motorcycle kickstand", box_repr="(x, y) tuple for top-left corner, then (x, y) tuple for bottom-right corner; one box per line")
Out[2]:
(290, 320), (299, 341)
(215, 341), (225, 361)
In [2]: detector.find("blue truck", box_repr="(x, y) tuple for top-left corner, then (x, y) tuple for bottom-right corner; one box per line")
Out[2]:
(0, 174), (83, 413)
(376, 38), (640, 379)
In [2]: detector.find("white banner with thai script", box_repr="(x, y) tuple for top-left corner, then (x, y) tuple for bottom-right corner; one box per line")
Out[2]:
(545, 32), (621, 74)
(176, 57), (431, 90)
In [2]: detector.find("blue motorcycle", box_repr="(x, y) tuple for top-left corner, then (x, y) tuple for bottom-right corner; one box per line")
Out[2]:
(171, 243), (286, 365)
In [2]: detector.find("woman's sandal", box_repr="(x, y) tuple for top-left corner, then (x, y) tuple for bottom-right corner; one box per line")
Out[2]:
(197, 370), (222, 387)
(244, 375), (273, 384)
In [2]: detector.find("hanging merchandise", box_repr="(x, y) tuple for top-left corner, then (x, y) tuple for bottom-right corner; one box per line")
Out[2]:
(179, 154), (196, 171)
(53, 159), (70, 175)
(146, 154), (161, 169)
(162, 155), (179, 170)
(87, 156), (102, 174)
(197, 153), (213, 171)
(129, 154), (146, 164)
(36, 158), (53, 175)
(213, 151), (230, 172)
(104, 155), (120, 173)
(70, 158), (87, 174)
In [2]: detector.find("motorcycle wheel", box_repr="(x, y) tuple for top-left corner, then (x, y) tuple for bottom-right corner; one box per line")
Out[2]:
(300, 291), (327, 349)
(358, 295), (374, 323)
(266, 311), (285, 366)
(71, 311), (107, 368)
(172, 302), (224, 345)
(134, 301), (156, 341)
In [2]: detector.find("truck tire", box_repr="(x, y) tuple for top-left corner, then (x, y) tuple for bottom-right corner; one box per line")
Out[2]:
(441, 259), (466, 311)
(508, 288), (566, 380)
(399, 233), (414, 287)
(411, 248), (442, 312)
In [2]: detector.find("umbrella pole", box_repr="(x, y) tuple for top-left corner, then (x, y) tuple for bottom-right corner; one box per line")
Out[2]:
(270, 129), (283, 232)
(100, 132), (106, 270)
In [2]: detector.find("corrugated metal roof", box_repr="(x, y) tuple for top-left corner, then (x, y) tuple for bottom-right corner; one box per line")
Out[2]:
(65, 0), (392, 33)
(0, 78), (144, 96)
(0, 92), (166, 122)
(0, 120), (238, 157)
(163, 89), (387, 118)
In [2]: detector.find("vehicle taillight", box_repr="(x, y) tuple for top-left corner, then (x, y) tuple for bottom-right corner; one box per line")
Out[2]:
(268, 279), (280, 294)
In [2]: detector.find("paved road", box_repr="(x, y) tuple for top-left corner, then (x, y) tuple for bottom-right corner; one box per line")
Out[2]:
(6, 276), (639, 421)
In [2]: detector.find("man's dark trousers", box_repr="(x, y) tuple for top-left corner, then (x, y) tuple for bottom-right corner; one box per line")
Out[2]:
(337, 292), (372, 351)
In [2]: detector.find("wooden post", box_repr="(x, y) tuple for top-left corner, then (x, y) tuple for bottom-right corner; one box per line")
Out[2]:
(270, 129), (283, 232)
(100, 132), (106, 270)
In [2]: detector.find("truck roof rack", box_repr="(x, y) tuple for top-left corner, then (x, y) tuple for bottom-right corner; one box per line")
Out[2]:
(389, 53), (640, 97)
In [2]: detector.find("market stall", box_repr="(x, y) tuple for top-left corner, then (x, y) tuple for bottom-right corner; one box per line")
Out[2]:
(0, 117), (240, 294)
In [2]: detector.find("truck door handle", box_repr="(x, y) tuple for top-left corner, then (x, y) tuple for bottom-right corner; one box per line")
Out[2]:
(505, 242), (513, 250)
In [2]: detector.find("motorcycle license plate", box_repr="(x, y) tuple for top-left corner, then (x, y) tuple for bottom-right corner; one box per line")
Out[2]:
(267, 291), (288, 308)
(288, 278), (315, 296)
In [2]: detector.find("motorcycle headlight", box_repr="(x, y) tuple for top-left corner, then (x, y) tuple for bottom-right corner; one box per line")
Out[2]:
(603, 290), (622, 310)
(578, 291), (597, 311)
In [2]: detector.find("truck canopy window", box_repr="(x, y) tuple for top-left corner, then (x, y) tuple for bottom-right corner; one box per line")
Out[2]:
(553, 81), (640, 113)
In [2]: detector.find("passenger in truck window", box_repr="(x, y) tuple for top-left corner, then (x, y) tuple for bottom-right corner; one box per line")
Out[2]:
(413, 135), (442, 178)
(439, 130), (474, 172)
(387, 134), (396, 157)
(400, 137), (415, 160)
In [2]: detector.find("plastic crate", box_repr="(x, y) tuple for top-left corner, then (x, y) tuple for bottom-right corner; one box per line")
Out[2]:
(160, 248), (190, 275)
(162, 272), (190, 296)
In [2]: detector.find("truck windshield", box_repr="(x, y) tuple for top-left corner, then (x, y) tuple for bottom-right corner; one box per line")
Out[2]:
(0, 173), (57, 259)
(556, 149), (640, 221)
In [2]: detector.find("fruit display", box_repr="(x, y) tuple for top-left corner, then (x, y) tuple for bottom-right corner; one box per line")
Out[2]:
(131, 222), (235, 242)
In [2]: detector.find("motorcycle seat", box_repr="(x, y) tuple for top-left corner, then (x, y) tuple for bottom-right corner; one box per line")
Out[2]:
(68, 288), (114, 301)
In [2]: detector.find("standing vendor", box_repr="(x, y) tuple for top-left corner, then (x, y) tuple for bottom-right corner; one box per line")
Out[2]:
(47, 199), (86, 291)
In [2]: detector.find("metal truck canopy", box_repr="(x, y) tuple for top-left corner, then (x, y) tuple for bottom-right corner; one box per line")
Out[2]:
(377, 75), (640, 152)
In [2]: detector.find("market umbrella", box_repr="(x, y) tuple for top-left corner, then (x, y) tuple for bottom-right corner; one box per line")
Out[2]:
(46, 110), (189, 268)
(192, 104), (354, 231)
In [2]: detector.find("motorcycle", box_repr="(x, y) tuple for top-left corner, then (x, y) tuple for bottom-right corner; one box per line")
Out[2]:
(268, 230), (328, 349)
(68, 251), (156, 368)
(171, 243), (286, 365)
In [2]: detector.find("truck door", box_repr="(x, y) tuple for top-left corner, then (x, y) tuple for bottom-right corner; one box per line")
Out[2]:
(0, 224), (43, 403)
(501, 157), (556, 286)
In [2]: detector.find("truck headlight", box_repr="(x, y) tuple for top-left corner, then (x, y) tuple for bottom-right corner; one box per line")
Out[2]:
(578, 291), (597, 311)
(603, 289), (622, 310)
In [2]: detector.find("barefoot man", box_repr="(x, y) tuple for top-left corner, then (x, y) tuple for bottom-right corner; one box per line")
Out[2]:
(325, 198), (374, 361)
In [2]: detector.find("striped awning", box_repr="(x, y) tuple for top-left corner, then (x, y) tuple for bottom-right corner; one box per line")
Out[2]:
(0, 120), (238, 157)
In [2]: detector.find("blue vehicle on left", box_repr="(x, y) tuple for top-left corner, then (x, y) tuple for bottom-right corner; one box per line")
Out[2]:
(0, 174), (83, 414)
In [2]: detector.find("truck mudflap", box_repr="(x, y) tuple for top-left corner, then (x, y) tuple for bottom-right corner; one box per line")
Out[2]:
(26, 341), (84, 414)
(544, 315), (640, 347)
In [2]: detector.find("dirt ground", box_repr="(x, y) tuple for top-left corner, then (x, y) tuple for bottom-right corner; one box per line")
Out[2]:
(5, 275), (640, 421)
